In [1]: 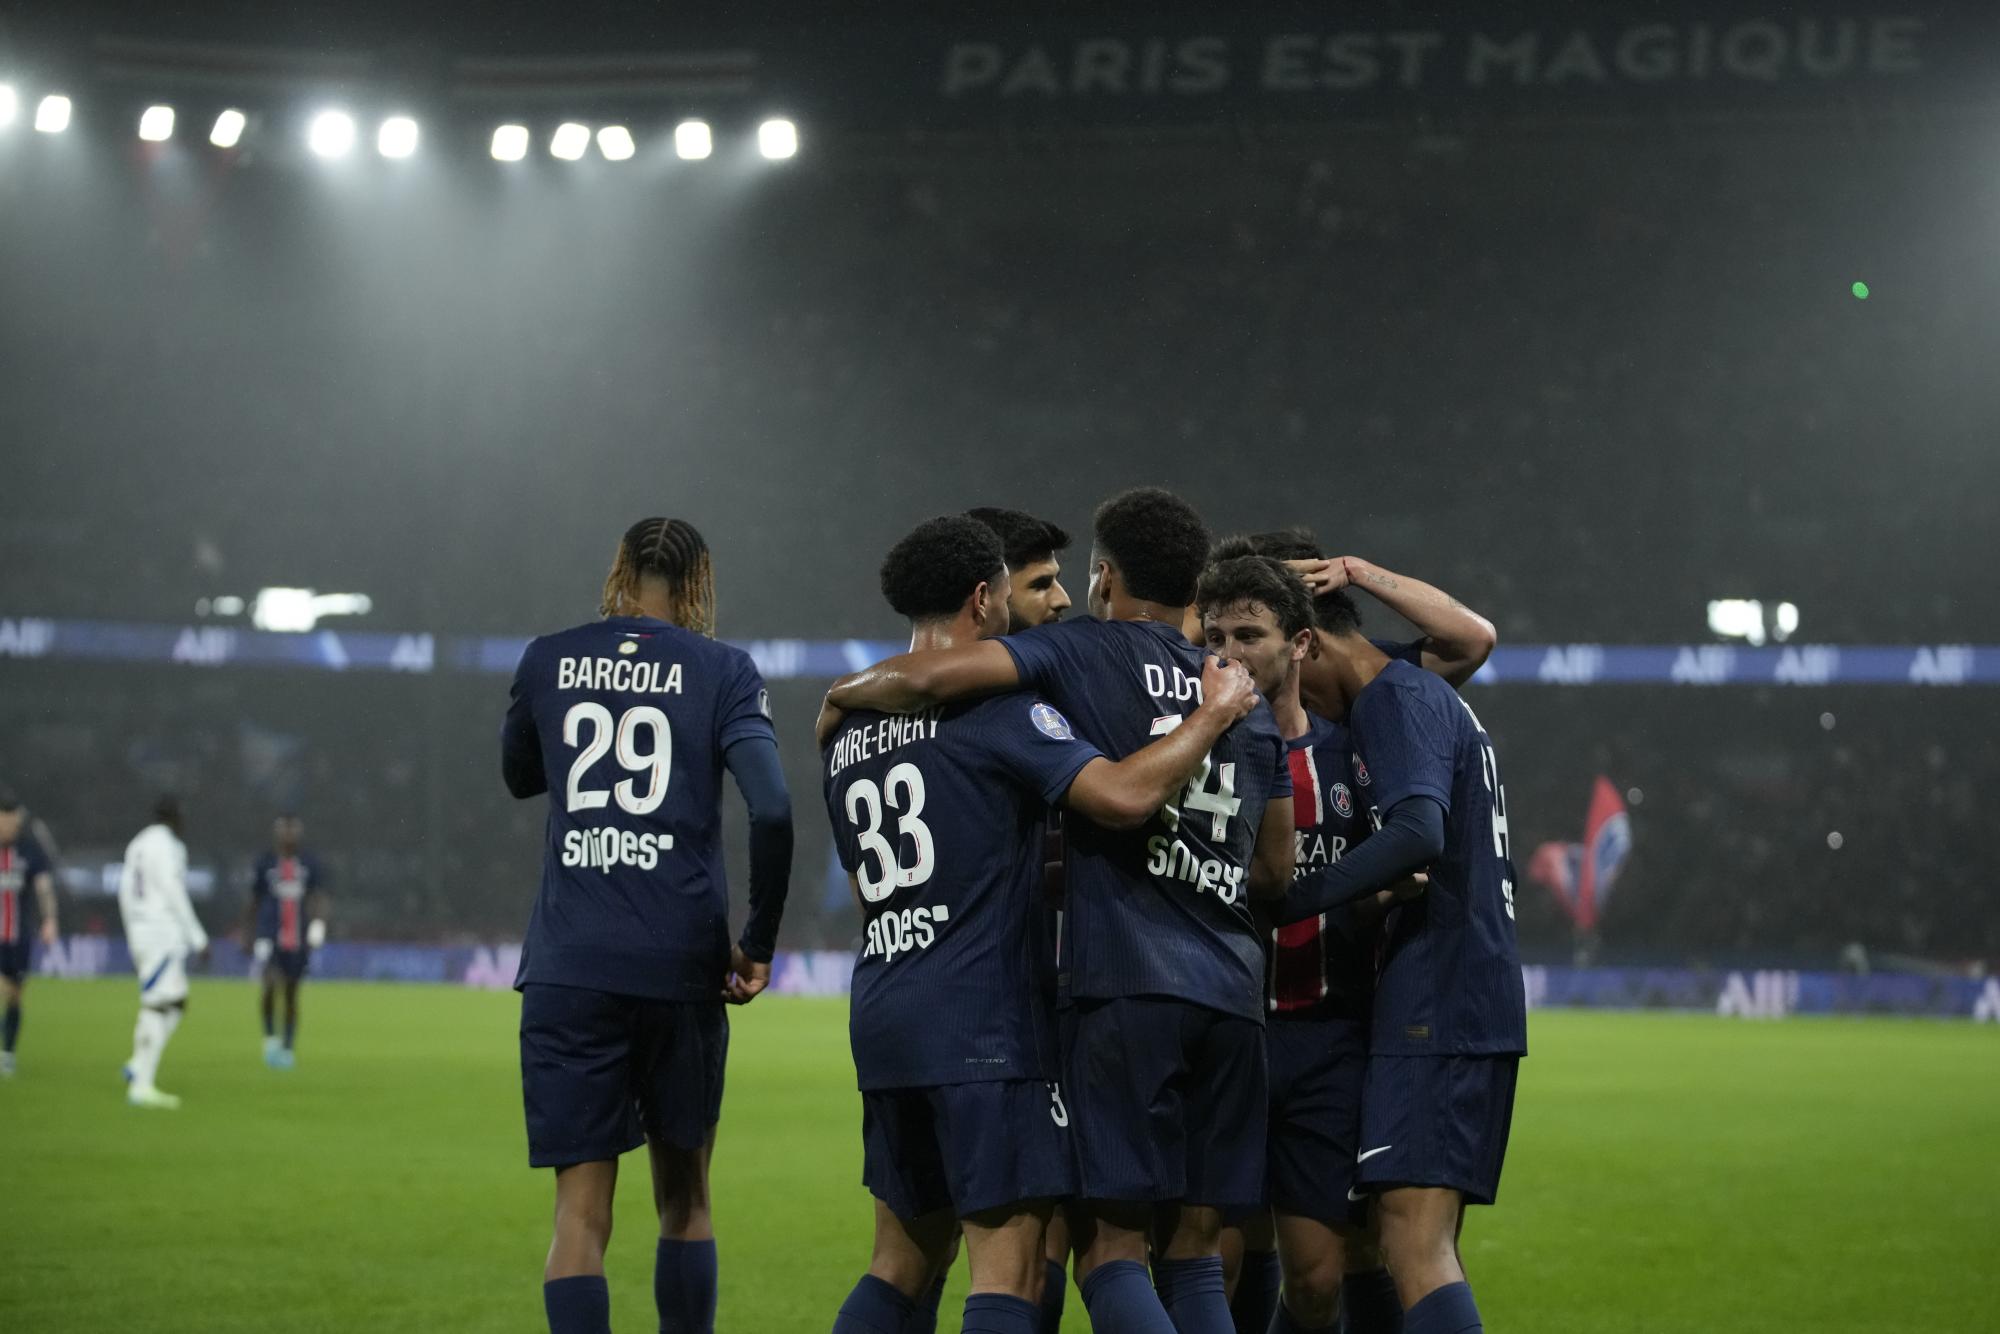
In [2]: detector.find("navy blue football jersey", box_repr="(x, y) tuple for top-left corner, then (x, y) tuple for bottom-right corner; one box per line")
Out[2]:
(0, 835), (52, 947)
(1268, 716), (1377, 1022)
(1269, 641), (1426, 1019)
(1000, 617), (1291, 1023)
(1348, 660), (1526, 1056)
(250, 851), (326, 949)
(825, 695), (1103, 1091)
(502, 615), (776, 1001)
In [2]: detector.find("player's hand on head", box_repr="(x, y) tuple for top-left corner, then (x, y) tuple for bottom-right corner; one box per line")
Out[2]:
(724, 945), (771, 1005)
(1286, 558), (1348, 596)
(1199, 654), (1259, 722)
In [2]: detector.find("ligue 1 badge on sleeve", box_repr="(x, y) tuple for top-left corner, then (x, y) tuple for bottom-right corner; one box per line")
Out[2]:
(758, 689), (772, 719)
(1030, 702), (1075, 741)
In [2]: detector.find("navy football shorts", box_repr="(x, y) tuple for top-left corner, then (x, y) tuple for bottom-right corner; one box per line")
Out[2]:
(0, 940), (29, 982)
(1265, 1012), (1371, 1225)
(862, 1078), (1076, 1221)
(259, 945), (309, 982)
(519, 984), (728, 1169)
(1061, 995), (1267, 1209)
(1354, 1054), (1519, 1206)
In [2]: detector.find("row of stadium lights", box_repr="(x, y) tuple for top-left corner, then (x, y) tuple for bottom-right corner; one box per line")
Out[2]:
(0, 85), (799, 162)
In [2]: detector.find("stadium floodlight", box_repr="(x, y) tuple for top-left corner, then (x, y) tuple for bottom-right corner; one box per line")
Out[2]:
(377, 115), (419, 159)
(138, 105), (175, 143)
(549, 122), (590, 161)
(34, 93), (71, 134)
(674, 119), (712, 160)
(0, 84), (18, 129)
(251, 588), (373, 633)
(210, 108), (247, 148)
(597, 125), (635, 161)
(307, 109), (356, 158)
(756, 117), (798, 160)
(490, 123), (529, 162)
(1706, 599), (1766, 647)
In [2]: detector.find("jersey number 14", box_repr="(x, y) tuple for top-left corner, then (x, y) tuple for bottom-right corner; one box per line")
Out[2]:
(1149, 715), (1241, 839)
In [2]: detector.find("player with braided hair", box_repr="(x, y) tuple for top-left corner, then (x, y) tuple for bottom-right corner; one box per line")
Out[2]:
(598, 516), (718, 635)
(503, 515), (794, 1334)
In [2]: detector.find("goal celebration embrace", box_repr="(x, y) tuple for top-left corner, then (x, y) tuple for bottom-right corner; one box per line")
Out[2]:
(500, 489), (1517, 1334)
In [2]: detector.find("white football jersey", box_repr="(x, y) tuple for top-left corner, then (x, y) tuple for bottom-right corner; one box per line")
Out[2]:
(118, 823), (208, 953)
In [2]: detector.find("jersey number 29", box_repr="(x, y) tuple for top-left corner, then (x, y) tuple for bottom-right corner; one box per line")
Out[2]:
(563, 703), (673, 816)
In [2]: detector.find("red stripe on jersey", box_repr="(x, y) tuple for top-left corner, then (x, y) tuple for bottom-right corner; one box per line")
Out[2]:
(279, 856), (301, 949)
(1, 847), (15, 943)
(1269, 746), (1329, 1012)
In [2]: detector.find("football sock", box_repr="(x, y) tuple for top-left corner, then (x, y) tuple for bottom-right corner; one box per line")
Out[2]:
(1039, 1258), (1069, 1334)
(129, 1008), (166, 1088)
(1269, 1300), (1337, 1334)
(1339, 1269), (1403, 1334)
(1153, 1255), (1231, 1334)
(1080, 1259), (1177, 1334)
(906, 1270), (947, 1334)
(155, 1005), (182, 1081)
(833, 1274), (915, 1334)
(1230, 1250), (1280, 1334)
(963, 1293), (1039, 1334)
(261, 993), (275, 1038)
(543, 1275), (611, 1334)
(2, 1001), (20, 1053)
(653, 1238), (716, 1334)
(283, 1009), (298, 1050)
(1402, 1283), (1481, 1334)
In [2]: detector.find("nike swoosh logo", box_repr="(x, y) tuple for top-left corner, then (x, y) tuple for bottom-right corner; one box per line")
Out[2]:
(1357, 1145), (1392, 1163)
(1347, 1187), (1368, 1202)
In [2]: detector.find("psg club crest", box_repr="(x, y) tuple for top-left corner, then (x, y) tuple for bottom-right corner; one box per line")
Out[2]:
(1331, 783), (1354, 819)
(1030, 702), (1075, 741)
(1353, 757), (1371, 786)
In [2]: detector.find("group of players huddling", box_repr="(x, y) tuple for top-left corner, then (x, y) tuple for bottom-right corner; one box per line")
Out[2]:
(501, 490), (1522, 1334)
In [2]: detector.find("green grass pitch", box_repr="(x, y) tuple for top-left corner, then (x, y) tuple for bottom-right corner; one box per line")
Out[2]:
(1, 979), (1995, 1332)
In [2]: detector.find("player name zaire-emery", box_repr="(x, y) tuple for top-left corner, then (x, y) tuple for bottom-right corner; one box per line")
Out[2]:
(556, 656), (687, 694)
(826, 710), (942, 780)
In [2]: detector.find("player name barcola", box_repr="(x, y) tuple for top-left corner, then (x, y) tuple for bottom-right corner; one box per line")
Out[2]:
(555, 655), (688, 694)
(826, 709), (943, 779)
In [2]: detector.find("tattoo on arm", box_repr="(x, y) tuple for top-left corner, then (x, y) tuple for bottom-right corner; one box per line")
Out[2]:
(1366, 571), (1400, 590)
